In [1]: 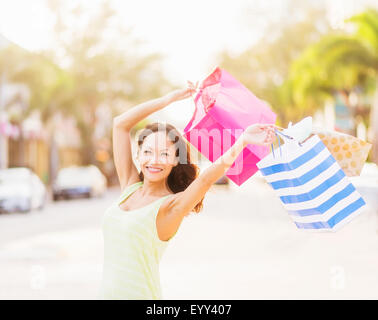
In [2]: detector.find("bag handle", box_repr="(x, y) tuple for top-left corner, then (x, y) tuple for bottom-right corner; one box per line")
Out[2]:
(271, 129), (303, 159)
(184, 68), (221, 133)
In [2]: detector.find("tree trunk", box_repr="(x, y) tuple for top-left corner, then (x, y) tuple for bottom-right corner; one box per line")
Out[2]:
(76, 104), (98, 166)
(78, 124), (96, 166)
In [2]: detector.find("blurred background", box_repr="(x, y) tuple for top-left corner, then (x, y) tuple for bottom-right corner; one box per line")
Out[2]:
(0, 0), (377, 299)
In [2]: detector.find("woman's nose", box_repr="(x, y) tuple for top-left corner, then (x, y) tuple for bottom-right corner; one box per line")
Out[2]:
(149, 153), (163, 163)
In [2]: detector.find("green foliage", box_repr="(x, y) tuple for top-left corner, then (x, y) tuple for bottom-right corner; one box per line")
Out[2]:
(288, 34), (377, 110)
(289, 9), (378, 113)
(217, 3), (331, 126)
(0, 45), (73, 123)
(347, 8), (378, 51)
(217, 5), (378, 127)
(0, 0), (173, 166)
(44, 0), (172, 164)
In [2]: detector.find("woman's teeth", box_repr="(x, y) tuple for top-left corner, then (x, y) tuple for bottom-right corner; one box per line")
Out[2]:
(146, 166), (163, 173)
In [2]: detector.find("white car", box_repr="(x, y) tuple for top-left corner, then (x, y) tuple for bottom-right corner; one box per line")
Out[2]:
(0, 167), (47, 213)
(52, 165), (107, 201)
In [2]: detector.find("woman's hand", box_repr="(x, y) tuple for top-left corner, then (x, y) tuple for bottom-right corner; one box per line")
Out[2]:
(165, 80), (198, 103)
(242, 123), (276, 146)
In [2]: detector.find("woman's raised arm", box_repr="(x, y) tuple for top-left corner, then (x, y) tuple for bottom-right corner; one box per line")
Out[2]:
(158, 124), (276, 240)
(112, 83), (197, 190)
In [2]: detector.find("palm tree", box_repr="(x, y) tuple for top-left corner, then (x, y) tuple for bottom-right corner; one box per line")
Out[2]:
(347, 9), (378, 162)
(288, 33), (376, 108)
(288, 9), (378, 162)
(217, 3), (332, 126)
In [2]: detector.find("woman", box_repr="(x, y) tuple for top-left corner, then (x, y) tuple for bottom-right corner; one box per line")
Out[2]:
(99, 81), (276, 299)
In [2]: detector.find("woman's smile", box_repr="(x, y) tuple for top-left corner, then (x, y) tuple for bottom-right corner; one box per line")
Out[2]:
(108, 81), (204, 300)
(146, 166), (164, 173)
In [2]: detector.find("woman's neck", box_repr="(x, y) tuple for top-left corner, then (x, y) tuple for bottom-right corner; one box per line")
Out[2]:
(140, 179), (171, 197)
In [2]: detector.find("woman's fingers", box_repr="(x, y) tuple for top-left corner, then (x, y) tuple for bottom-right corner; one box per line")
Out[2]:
(187, 80), (199, 92)
(264, 126), (276, 144)
(185, 81), (197, 97)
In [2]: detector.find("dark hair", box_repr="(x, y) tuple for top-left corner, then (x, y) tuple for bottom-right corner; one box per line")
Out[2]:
(137, 122), (203, 214)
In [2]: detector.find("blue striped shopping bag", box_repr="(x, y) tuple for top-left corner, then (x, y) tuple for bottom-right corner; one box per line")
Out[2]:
(256, 130), (367, 231)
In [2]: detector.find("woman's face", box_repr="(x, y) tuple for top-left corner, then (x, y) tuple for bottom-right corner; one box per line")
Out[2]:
(138, 131), (178, 182)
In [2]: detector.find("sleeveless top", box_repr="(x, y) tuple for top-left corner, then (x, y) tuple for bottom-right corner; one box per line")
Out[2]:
(99, 181), (172, 300)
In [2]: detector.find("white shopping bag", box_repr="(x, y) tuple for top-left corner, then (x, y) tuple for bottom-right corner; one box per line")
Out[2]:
(256, 130), (367, 231)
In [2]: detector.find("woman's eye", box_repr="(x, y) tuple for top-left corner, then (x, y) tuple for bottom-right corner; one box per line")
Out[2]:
(143, 150), (168, 156)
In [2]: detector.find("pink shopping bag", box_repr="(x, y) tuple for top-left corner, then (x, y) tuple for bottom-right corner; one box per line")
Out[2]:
(183, 67), (277, 185)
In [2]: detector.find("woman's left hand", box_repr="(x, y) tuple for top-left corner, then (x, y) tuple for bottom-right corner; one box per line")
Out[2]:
(242, 123), (276, 146)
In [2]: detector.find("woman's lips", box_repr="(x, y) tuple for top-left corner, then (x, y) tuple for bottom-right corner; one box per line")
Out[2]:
(146, 166), (163, 173)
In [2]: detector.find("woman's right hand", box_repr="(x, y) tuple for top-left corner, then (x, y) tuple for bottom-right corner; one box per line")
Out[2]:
(242, 123), (276, 146)
(165, 80), (198, 103)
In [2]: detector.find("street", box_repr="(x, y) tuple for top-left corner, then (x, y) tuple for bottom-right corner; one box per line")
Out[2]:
(0, 177), (377, 299)
(1, 0), (378, 303)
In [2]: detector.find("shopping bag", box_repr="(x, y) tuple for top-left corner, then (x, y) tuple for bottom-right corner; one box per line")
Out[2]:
(282, 116), (312, 143)
(312, 128), (372, 177)
(183, 67), (277, 185)
(256, 130), (367, 231)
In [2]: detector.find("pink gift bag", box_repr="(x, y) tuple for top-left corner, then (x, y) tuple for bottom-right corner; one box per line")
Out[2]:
(183, 67), (277, 185)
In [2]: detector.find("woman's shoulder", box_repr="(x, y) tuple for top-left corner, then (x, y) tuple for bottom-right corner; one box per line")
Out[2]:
(119, 180), (143, 198)
(159, 191), (182, 208)
(121, 180), (143, 190)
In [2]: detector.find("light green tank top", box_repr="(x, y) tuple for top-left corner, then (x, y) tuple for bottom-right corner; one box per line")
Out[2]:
(99, 181), (172, 300)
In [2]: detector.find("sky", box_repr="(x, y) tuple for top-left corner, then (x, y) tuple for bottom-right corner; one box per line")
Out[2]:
(0, 0), (374, 82)
(0, 0), (263, 81)
(0, 0), (377, 128)
(3, 0), (377, 82)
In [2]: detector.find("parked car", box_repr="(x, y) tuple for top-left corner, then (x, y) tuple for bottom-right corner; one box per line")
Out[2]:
(52, 165), (107, 201)
(0, 167), (47, 213)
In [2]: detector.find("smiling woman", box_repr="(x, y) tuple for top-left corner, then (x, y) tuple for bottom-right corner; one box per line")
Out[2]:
(100, 80), (275, 300)
(100, 82), (206, 300)
(136, 122), (203, 205)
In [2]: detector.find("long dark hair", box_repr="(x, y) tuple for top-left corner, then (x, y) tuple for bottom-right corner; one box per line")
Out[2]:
(137, 122), (204, 214)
